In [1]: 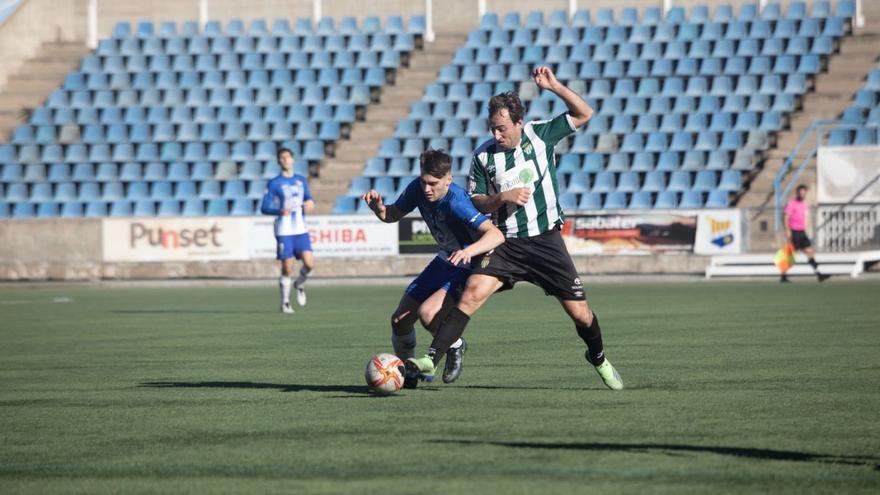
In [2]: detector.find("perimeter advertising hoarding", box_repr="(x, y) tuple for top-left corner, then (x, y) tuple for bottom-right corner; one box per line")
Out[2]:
(561, 213), (697, 255)
(398, 216), (438, 254)
(249, 215), (398, 258)
(103, 217), (251, 262)
(693, 210), (743, 255)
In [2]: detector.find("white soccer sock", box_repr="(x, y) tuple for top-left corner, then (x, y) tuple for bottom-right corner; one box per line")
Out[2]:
(295, 266), (311, 288)
(450, 338), (463, 349)
(279, 276), (292, 304)
(392, 329), (417, 360)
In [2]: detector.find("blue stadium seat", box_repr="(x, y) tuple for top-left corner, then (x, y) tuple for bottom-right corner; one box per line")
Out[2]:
(74, 182), (99, 203)
(109, 200), (132, 217)
(84, 201), (107, 217)
(156, 199), (180, 217)
(679, 191), (703, 209)
(578, 192), (602, 210)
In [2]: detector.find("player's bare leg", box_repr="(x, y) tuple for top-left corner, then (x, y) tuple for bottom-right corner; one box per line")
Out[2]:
(279, 259), (295, 313)
(559, 298), (623, 390)
(294, 251), (315, 305)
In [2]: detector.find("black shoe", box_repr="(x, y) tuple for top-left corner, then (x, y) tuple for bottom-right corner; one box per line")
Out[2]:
(780, 275), (790, 283)
(818, 274), (831, 283)
(402, 363), (419, 389)
(442, 339), (467, 384)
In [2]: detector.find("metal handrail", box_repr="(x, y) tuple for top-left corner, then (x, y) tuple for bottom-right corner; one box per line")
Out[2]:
(773, 120), (879, 230)
(813, 173), (880, 235)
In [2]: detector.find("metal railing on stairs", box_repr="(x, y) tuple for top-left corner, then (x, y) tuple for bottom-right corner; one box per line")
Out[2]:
(773, 120), (878, 229)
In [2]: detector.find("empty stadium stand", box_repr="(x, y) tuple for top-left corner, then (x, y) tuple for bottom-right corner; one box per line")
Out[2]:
(0, 15), (424, 218)
(337, 1), (861, 213)
(0, 1), (876, 221)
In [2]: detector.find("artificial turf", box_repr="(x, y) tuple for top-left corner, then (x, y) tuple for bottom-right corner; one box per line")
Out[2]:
(1, 280), (879, 493)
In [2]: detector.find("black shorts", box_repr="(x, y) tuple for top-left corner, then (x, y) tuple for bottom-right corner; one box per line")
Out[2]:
(473, 227), (585, 301)
(791, 230), (812, 250)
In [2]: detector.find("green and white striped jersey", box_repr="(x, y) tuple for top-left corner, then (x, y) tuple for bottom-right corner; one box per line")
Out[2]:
(468, 112), (576, 238)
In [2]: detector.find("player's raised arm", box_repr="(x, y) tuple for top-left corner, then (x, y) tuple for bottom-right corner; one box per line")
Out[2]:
(361, 189), (405, 223)
(448, 221), (504, 267)
(533, 66), (593, 129)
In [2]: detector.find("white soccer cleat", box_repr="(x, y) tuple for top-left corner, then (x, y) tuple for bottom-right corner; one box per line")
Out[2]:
(281, 302), (294, 314)
(295, 283), (307, 306)
(594, 359), (624, 391)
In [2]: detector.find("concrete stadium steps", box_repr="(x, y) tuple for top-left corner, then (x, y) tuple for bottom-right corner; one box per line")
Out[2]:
(737, 17), (880, 251)
(310, 32), (466, 213)
(0, 41), (89, 141)
(706, 250), (880, 279)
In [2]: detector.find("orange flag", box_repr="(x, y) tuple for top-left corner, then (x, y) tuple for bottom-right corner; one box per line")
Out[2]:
(774, 243), (796, 273)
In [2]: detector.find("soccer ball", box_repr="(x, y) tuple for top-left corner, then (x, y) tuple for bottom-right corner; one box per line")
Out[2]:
(365, 353), (404, 395)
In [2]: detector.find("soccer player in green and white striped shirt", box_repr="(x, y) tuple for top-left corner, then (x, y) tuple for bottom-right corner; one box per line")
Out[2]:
(404, 66), (623, 391)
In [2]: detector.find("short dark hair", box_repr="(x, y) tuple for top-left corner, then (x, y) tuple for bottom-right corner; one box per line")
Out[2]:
(419, 149), (452, 178)
(488, 91), (525, 124)
(797, 184), (808, 192)
(277, 147), (294, 161)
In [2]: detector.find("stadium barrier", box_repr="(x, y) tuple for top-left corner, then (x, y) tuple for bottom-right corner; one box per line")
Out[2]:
(0, 211), (742, 280)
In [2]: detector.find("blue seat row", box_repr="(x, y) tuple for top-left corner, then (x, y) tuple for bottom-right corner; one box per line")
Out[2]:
(84, 52), (399, 75)
(7, 140), (326, 164)
(466, 18), (846, 48)
(479, 2), (849, 30)
(70, 65), (392, 88)
(557, 189), (733, 210)
(98, 32), (417, 56)
(41, 85), (373, 109)
(111, 16), (424, 39)
(3, 179), (269, 202)
(1, 198), (259, 218)
(45, 84), (373, 108)
(0, 160), (305, 183)
(28, 103), (357, 126)
(445, 56), (822, 85)
(13, 121), (343, 145)
(455, 39), (836, 67)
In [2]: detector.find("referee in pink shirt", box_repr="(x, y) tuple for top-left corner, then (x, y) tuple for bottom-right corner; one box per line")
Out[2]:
(782, 184), (830, 283)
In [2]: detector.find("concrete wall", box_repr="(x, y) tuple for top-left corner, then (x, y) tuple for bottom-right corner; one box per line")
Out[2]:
(0, 0), (82, 91)
(0, 218), (710, 280)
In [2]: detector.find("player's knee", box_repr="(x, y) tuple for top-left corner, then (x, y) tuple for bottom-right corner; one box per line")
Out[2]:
(417, 306), (438, 330)
(391, 310), (414, 334)
(458, 289), (485, 313)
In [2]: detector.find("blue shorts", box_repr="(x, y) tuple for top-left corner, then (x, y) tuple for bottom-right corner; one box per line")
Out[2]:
(276, 234), (312, 261)
(404, 256), (473, 303)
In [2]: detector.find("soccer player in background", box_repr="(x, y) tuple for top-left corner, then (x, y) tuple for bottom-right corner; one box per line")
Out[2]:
(260, 148), (315, 313)
(362, 149), (504, 385)
(405, 66), (624, 390)
(782, 184), (830, 283)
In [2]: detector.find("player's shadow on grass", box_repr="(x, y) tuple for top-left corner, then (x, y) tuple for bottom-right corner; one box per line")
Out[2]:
(432, 439), (880, 470)
(140, 381), (375, 396)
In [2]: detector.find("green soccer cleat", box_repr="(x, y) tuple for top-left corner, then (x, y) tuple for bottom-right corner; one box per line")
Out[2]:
(593, 358), (624, 391)
(403, 355), (436, 389)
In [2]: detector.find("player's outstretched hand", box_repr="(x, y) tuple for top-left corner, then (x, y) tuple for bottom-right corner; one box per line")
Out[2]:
(533, 66), (560, 91)
(448, 249), (472, 267)
(361, 189), (384, 211)
(502, 187), (531, 206)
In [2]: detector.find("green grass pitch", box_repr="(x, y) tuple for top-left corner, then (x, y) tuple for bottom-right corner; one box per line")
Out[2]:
(2, 280), (879, 493)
